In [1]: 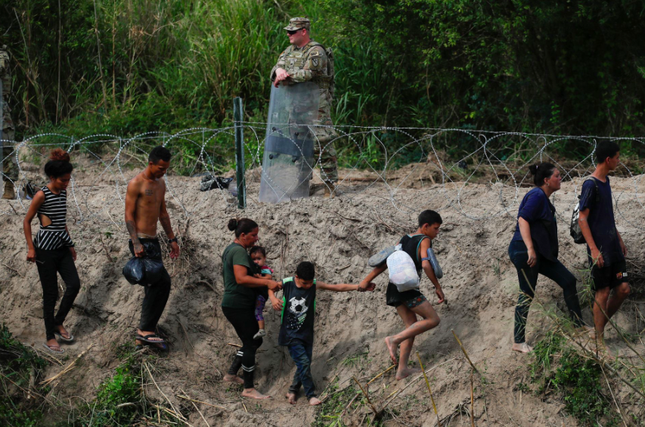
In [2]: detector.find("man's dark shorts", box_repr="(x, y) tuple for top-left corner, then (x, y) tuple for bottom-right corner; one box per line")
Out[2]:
(591, 259), (628, 291)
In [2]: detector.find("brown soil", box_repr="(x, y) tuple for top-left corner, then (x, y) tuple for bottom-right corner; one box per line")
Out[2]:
(1, 159), (643, 426)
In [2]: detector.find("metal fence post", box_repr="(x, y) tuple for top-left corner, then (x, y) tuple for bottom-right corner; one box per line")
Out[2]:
(1, 78), (4, 176)
(233, 97), (246, 209)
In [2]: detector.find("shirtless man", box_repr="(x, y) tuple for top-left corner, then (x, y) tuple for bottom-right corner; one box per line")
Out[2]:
(125, 146), (179, 349)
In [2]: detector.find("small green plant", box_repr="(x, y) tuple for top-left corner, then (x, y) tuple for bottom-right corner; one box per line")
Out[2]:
(551, 349), (613, 426)
(313, 379), (358, 427)
(341, 351), (371, 369)
(529, 330), (565, 385)
(528, 331), (620, 426)
(84, 354), (143, 426)
(70, 346), (176, 427)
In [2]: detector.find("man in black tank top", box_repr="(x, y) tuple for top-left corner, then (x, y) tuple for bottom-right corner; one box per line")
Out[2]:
(359, 210), (446, 380)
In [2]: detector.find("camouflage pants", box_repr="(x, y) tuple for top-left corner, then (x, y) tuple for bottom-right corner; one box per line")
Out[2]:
(311, 125), (338, 185)
(1, 130), (17, 182)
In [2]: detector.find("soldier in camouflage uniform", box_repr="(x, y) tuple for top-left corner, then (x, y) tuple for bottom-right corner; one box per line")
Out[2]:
(271, 17), (339, 197)
(1, 45), (17, 199)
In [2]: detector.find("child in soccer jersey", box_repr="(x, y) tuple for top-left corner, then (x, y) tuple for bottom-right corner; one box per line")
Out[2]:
(250, 246), (273, 339)
(269, 261), (375, 405)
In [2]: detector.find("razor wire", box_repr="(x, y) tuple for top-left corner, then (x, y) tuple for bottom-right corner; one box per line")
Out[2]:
(1, 124), (644, 231)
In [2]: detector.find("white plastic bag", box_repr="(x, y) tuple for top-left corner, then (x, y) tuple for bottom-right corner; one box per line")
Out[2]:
(387, 244), (420, 292)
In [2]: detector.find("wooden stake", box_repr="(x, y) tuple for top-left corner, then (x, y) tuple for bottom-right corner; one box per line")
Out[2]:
(451, 330), (478, 373)
(144, 362), (185, 421)
(41, 343), (94, 386)
(366, 365), (395, 385)
(352, 376), (380, 418)
(416, 352), (441, 427)
(470, 370), (475, 427)
(181, 388), (210, 427)
(177, 394), (227, 411)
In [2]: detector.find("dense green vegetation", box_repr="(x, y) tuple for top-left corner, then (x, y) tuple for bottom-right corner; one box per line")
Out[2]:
(0, 324), (47, 427)
(0, 324), (178, 427)
(2, 0), (645, 142)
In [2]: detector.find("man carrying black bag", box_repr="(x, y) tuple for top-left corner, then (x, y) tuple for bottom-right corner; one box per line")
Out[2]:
(124, 146), (180, 350)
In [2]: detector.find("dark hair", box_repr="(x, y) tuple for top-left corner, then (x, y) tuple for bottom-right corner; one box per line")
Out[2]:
(227, 218), (259, 238)
(250, 246), (266, 257)
(149, 146), (172, 163)
(418, 210), (442, 227)
(596, 141), (619, 164)
(528, 162), (556, 186)
(296, 261), (315, 281)
(44, 148), (73, 178)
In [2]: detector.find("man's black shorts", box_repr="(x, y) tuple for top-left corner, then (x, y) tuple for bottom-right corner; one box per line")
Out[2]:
(591, 259), (628, 291)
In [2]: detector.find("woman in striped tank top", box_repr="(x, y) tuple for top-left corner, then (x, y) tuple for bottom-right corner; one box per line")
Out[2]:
(23, 149), (80, 354)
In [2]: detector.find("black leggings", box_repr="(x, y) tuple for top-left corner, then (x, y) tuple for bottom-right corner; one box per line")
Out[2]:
(222, 306), (262, 389)
(35, 247), (81, 340)
(509, 240), (583, 343)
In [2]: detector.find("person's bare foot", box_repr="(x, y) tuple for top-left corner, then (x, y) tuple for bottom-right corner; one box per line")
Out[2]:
(309, 397), (322, 406)
(384, 336), (398, 364)
(223, 374), (244, 385)
(241, 388), (271, 400)
(286, 392), (297, 404)
(595, 341), (614, 361)
(512, 343), (533, 353)
(395, 367), (421, 380)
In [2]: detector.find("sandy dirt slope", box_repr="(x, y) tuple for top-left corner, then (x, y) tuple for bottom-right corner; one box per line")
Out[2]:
(1, 160), (643, 426)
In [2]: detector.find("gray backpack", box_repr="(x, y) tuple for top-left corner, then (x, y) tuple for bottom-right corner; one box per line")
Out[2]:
(570, 178), (599, 244)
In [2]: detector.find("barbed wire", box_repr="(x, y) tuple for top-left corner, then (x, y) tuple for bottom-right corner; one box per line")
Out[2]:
(1, 124), (644, 231)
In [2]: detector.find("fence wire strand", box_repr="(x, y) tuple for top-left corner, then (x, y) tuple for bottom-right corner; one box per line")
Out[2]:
(1, 124), (644, 231)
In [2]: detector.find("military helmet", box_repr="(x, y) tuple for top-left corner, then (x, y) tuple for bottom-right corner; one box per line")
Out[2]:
(284, 17), (310, 31)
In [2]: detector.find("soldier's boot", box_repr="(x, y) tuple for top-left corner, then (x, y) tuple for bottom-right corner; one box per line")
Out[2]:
(323, 182), (339, 199)
(309, 182), (325, 196)
(2, 181), (15, 199)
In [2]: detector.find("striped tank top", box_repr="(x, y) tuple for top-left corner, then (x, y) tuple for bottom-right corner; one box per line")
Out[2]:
(33, 186), (74, 250)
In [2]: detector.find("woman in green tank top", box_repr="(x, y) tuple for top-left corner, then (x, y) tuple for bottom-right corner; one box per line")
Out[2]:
(221, 218), (281, 400)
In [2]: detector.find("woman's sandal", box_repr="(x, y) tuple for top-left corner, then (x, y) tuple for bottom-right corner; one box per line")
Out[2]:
(42, 342), (65, 354)
(135, 333), (168, 351)
(54, 330), (74, 342)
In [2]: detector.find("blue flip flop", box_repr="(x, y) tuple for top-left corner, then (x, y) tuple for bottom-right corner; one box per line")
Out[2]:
(136, 334), (168, 351)
(368, 246), (396, 267)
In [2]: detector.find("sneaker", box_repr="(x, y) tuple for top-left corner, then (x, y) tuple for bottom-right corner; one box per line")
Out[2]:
(253, 329), (266, 340)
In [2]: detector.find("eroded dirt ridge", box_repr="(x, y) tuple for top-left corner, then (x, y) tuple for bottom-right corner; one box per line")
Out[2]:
(1, 158), (643, 426)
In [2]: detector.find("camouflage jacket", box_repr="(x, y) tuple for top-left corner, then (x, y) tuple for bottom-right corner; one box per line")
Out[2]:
(271, 40), (335, 123)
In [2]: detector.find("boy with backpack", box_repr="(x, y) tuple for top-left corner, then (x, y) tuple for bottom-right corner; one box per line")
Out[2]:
(359, 210), (446, 380)
(578, 141), (630, 354)
(270, 261), (374, 405)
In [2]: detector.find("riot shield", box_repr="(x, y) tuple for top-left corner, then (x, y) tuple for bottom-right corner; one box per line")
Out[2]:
(259, 82), (318, 203)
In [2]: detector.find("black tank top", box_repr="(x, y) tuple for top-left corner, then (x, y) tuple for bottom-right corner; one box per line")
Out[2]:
(399, 234), (428, 273)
